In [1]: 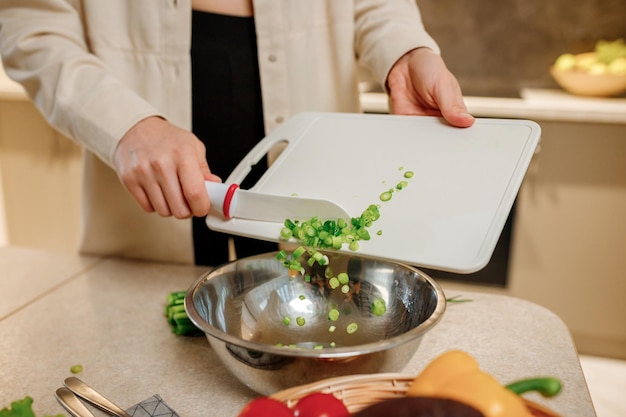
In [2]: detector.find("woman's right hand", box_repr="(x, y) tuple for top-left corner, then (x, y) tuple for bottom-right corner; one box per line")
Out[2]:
(113, 116), (221, 219)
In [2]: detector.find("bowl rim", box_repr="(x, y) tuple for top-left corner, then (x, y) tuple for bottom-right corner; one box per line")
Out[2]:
(184, 252), (447, 359)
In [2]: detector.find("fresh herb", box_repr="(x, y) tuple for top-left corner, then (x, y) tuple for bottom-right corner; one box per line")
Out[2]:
(0, 397), (64, 417)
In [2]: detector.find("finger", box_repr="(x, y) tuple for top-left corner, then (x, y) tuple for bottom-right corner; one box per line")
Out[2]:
(434, 76), (475, 128)
(178, 165), (211, 218)
(173, 140), (215, 217)
(142, 179), (173, 217)
(127, 183), (156, 213)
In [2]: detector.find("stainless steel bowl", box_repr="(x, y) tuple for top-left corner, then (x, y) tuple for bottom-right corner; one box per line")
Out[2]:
(185, 251), (445, 395)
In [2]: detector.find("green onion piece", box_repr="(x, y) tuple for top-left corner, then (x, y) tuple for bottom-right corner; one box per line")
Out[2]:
(70, 364), (83, 374)
(396, 181), (408, 190)
(379, 191), (392, 202)
(346, 322), (358, 334)
(404, 171), (414, 178)
(372, 298), (387, 316)
(341, 284), (350, 294)
(280, 227), (293, 239)
(292, 246), (306, 258)
(328, 308), (340, 321)
(276, 250), (288, 260)
(314, 345), (324, 350)
(328, 277), (340, 289)
(296, 316), (306, 326)
(282, 316), (291, 326)
(330, 342), (336, 347)
(299, 294), (306, 300)
(328, 325), (336, 332)
(338, 272), (349, 284)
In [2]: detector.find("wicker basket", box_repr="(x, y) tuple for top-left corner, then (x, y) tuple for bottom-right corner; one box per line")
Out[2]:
(270, 373), (561, 417)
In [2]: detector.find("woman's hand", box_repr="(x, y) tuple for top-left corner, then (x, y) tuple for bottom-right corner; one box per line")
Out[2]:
(113, 116), (221, 218)
(387, 48), (475, 128)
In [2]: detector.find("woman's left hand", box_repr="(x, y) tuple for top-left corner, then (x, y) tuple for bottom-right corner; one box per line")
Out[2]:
(387, 48), (475, 128)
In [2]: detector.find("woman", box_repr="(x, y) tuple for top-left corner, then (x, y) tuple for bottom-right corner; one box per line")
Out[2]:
(0, 0), (474, 266)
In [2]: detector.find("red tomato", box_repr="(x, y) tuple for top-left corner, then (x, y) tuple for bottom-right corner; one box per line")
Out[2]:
(237, 397), (293, 417)
(292, 393), (349, 417)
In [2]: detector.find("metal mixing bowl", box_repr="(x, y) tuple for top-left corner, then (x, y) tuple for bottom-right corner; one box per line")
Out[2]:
(185, 251), (446, 395)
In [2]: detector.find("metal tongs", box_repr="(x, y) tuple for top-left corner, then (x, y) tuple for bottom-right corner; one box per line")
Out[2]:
(55, 377), (132, 417)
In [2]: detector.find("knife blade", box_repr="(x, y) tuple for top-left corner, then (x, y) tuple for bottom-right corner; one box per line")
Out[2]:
(205, 181), (351, 223)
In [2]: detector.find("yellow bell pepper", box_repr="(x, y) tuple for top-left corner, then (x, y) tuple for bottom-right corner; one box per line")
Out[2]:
(407, 350), (533, 417)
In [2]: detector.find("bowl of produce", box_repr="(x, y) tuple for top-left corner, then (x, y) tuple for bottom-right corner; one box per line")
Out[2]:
(550, 39), (626, 97)
(185, 250), (446, 395)
(235, 350), (564, 417)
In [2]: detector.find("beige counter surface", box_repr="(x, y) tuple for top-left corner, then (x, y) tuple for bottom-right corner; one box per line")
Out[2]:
(0, 246), (596, 417)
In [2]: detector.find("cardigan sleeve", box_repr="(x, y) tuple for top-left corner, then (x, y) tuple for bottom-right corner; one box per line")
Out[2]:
(354, 0), (441, 90)
(0, 0), (165, 167)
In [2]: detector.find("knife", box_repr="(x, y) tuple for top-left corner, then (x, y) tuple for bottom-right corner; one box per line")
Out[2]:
(205, 181), (351, 223)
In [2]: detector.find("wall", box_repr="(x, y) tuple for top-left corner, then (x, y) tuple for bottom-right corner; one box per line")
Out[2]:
(417, 0), (626, 97)
(0, 98), (82, 253)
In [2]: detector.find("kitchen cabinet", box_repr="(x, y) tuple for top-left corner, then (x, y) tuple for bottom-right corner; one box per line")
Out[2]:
(0, 69), (82, 253)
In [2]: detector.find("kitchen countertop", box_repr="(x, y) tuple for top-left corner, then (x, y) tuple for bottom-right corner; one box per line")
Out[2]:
(0, 246), (596, 417)
(360, 88), (626, 124)
(2, 61), (625, 125)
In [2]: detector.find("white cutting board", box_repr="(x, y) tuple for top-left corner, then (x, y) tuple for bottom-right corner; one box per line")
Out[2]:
(206, 112), (541, 273)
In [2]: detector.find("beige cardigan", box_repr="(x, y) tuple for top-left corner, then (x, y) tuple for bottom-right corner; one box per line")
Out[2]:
(0, 0), (439, 264)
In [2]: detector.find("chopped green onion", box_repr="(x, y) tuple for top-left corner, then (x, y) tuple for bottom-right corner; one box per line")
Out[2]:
(341, 284), (350, 294)
(280, 227), (293, 239)
(328, 308), (340, 321)
(338, 272), (349, 284)
(372, 298), (387, 316)
(282, 316), (291, 325)
(379, 191), (393, 202)
(346, 322), (358, 334)
(404, 171), (414, 178)
(396, 181), (408, 190)
(165, 291), (202, 336)
(70, 364), (83, 374)
(328, 325), (336, 332)
(292, 246), (306, 258)
(296, 316), (306, 326)
(328, 277), (340, 289)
